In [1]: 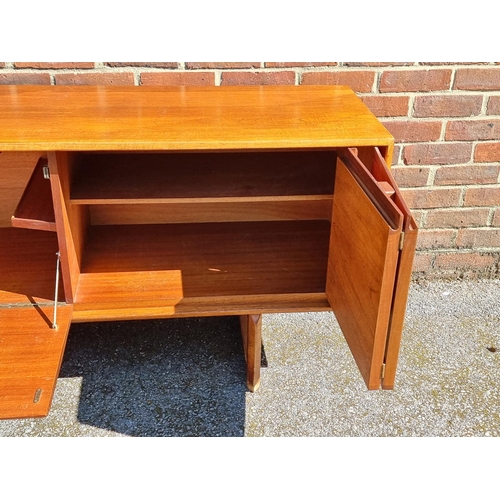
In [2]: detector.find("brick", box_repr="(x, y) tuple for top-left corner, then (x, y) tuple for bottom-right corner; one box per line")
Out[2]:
(344, 62), (414, 67)
(265, 62), (337, 68)
(416, 229), (456, 249)
(413, 95), (482, 118)
(474, 142), (500, 162)
(14, 62), (94, 69)
(419, 62), (487, 66)
(403, 143), (472, 165)
(391, 145), (401, 165)
(400, 188), (462, 209)
(106, 62), (178, 68)
(379, 69), (452, 92)
(221, 71), (294, 86)
(454, 68), (500, 90)
(487, 96), (500, 115)
(457, 228), (500, 248)
(55, 72), (134, 85)
(434, 252), (498, 270)
(464, 186), (500, 206)
(0, 73), (50, 85)
(411, 252), (434, 273)
(493, 208), (500, 226)
(140, 72), (215, 86)
(382, 120), (441, 143)
(424, 208), (490, 228)
(434, 164), (500, 185)
(187, 62), (260, 69)
(446, 119), (500, 141)
(301, 71), (375, 92)
(360, 95), (409, 117)
(392, 166), (430, 187)
(410, 210), (424, 227)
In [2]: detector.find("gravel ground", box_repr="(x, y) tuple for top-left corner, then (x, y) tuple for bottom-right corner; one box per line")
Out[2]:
(0, 279), (499, 437)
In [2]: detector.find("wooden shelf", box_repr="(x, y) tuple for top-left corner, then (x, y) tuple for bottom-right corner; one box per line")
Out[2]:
(72, 292), (331, 322)
(70, 151), (336, 203)
(11, 157), (56, 232)
(71, 151), (335, 224)
(73, 220), (330, 318)
(88, 198), (333, 225)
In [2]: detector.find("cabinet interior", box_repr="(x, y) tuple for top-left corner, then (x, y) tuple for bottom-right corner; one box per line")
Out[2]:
(3, 146), (406, 322)
(54, 149), (339, 318)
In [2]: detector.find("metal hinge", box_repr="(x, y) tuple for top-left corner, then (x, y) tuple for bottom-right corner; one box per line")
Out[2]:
(42, 165), (50, 180)
(380, 363), (386, 379)
(399, 232), (405, 251)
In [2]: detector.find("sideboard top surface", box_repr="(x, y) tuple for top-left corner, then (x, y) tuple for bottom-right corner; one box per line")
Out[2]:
(0, 85), (393, 151)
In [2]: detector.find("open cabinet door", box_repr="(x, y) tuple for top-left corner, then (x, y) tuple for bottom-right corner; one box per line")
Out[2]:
(326, 148), (405, 389)
(370, 148), (418, 389)
(0, 306), (72, 419)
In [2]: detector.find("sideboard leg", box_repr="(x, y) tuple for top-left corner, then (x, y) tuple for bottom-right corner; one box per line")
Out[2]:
(239, 314), (262, 392)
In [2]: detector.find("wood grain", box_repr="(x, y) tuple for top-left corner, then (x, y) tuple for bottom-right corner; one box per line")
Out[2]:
(72, 293), (331, 322)
(336, 148), (402, 230)
(240, 315), (262, 392)
(0, 305), (72, 419)
(0, 152), (41, 227)
(89, 199), (332, 225)
(0, 86), (393, 151)
(11, 157), (56, 231)
(0, 228), (62, 305)
(70, 151), (336, 202)
(79, 220), (330, 298)
(370, 148), (418, 389)
(48, 152), (89, 303)
(326, 152), (403, 389)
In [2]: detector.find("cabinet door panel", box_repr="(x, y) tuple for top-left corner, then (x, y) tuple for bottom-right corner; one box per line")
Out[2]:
(326, 149), (403, 389)
(370, 148), (418, 389)
(0, 305), (72, 419)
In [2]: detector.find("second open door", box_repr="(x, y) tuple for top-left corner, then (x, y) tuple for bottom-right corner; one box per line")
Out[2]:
(327, 148), (416, 389)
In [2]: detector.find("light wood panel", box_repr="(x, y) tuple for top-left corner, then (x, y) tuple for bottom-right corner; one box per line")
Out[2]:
(370, 148), (418, 389)
(0, 228), (62, 305)
(71, 220), (331, 319)
(11, 157), (56, 232)
(0, 86), (393, 151)
(75, 270), (184, 307)
(0, 305), (72, 419)
(48, 152), (89, 303)
(79, 220), (330, 298)
(240, 315), (262, 392)
(326, 151), (403, 389)
(89, 199), (332, 225)
(70, 151), (336, 202)
(0, 152), (41, 227)
(72, 293), (331, 322)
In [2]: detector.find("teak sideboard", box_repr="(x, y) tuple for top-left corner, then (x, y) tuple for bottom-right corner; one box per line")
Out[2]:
(0, 85), (417, 419)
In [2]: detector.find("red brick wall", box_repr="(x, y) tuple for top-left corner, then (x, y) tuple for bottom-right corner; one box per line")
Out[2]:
(1, 62), (499, 279)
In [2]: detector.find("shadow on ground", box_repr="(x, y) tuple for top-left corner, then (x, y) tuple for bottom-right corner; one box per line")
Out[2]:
(59, 316), (248, 437)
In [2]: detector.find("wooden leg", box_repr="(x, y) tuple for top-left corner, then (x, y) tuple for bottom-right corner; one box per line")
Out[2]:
(239, 314), (262, 392)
